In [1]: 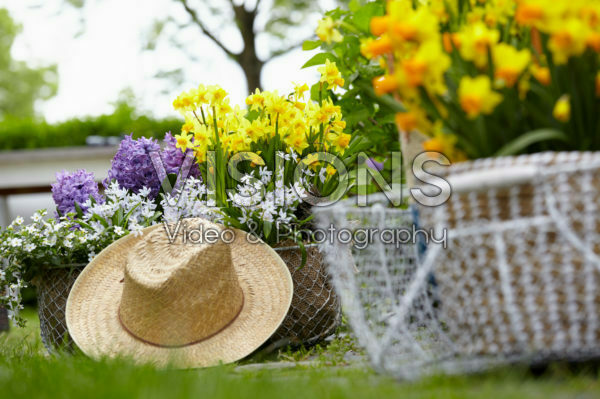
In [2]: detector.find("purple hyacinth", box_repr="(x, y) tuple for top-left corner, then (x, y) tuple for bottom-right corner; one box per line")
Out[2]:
(366, 157), (384, 171)
(105, 134), (162, 198)
(52, 169), (102, 215)
(162, 132), (200, 178)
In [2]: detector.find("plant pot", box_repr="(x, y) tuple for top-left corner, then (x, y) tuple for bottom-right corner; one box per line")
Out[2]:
(417, 152), (600, 363)
(268, 242), (342, 346)
(35, 264), (85, 353)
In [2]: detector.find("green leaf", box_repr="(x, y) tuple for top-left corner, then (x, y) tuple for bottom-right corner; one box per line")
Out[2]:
(351, 2), (385, 33)
(263, 220), (272, 240)
(348, 0), (361, 12)
(302, 40), (321, 51)
(296, 239), (307, 269)
(494, 129), (568, 157)
(302, 53), (338, 69)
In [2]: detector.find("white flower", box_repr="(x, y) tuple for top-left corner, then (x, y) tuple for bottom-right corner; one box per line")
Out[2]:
(114, 226), (125, 236)
(15, 216), (24, 225)
(293, 182), (308, 199)
(24, 243), (36, 252)
(259, 167), (272, 184)
(129, 223), (143, 237)
(319, 167), (327, 183)
(31, 212), (43, 222)
(88, 251), (97, 262)
(78, 235), (88, 243)
(63, 239), (73, 249)
(9, 238), (22, 247)
(138, 186), (152, 198)
(276, 151), (291, 161)
(42, 235), (57, 247)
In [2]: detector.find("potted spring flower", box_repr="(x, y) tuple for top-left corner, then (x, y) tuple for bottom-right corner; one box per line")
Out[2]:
(358, 0), (600, 366)
(0, 132), (199, 351)
(170, 67), (370, 345)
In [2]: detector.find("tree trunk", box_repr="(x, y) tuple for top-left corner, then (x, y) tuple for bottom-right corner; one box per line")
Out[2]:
(233, 5), (263, 93)
(243, 61), (263, 93)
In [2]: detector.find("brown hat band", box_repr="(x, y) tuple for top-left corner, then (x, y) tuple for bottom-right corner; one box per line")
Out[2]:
(116, 293), (245, 349)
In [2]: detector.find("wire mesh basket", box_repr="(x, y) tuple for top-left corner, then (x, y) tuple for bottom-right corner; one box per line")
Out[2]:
(0, 306), (8, 332)
(269, 243), (341, 346)
(316, 152), (600, 379)
(36, 265), (85, 353)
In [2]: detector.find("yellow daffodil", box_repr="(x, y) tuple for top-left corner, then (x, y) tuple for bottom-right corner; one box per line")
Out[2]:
(458, 21), (500, 68)
(208, 85), (228, 106)
(246, 88), (265, 111)
(175, 132), (193, 152)
(553, 95), (571, 122)
(318, 59), (345, 90)
(493, 43), (531, 88)
(316, 16), (343, 44)
(530, 64), (551, 86)
(458, 75), (503, 118)
(515, 1), (545, 27)
(548, 18), (589, 64)
(422, 131), (465, 162)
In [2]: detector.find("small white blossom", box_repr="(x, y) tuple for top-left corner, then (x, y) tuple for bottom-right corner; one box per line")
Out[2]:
(9, 238), (22, 247)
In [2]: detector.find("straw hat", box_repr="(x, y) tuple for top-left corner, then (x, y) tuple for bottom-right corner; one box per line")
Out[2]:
(66, 218), (293, 367)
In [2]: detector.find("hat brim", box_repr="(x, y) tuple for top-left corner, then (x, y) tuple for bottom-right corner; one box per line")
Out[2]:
(66, 221), (293, 368)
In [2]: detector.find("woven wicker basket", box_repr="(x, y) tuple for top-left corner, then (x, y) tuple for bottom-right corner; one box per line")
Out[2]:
(35, 265), (85, 352)
(418, 152), (600, 361)
(269, 242), (341, 346)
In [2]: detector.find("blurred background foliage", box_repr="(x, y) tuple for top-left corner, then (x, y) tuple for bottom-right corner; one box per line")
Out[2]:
(0, 8), (58, 121)
(0, 7), (180, 151)
(0, 101), (181, 151)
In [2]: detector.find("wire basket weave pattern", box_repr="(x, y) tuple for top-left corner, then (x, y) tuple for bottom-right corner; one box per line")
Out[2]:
(36, 266), (84, 353)
(269, 243), (341, 346)
(315, 152), (600, 379)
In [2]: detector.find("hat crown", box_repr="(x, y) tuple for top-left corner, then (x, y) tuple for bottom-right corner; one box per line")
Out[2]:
(119, 225), (244, 347)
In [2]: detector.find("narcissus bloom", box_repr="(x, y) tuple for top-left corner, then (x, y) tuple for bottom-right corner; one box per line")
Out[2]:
(493, 44), (531, 88)
(548, 18), (589, 65)
(553, 95), (571, 122)
(318, 59), (345, 89)
(458, 76), (503, 119)
(316, 16), (343, 44)
(457, 21), (500, 68)
(530, 64), (551, 86)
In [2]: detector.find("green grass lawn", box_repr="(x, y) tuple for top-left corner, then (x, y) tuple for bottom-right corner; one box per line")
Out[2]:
(1, 309), (599, 399)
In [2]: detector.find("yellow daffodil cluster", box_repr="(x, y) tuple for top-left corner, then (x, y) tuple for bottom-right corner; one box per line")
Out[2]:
(361, 0), (600, 159)
(172, 63), (350, 165)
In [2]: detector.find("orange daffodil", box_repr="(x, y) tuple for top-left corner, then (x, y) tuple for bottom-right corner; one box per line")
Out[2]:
(458, 76), (503, 119)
